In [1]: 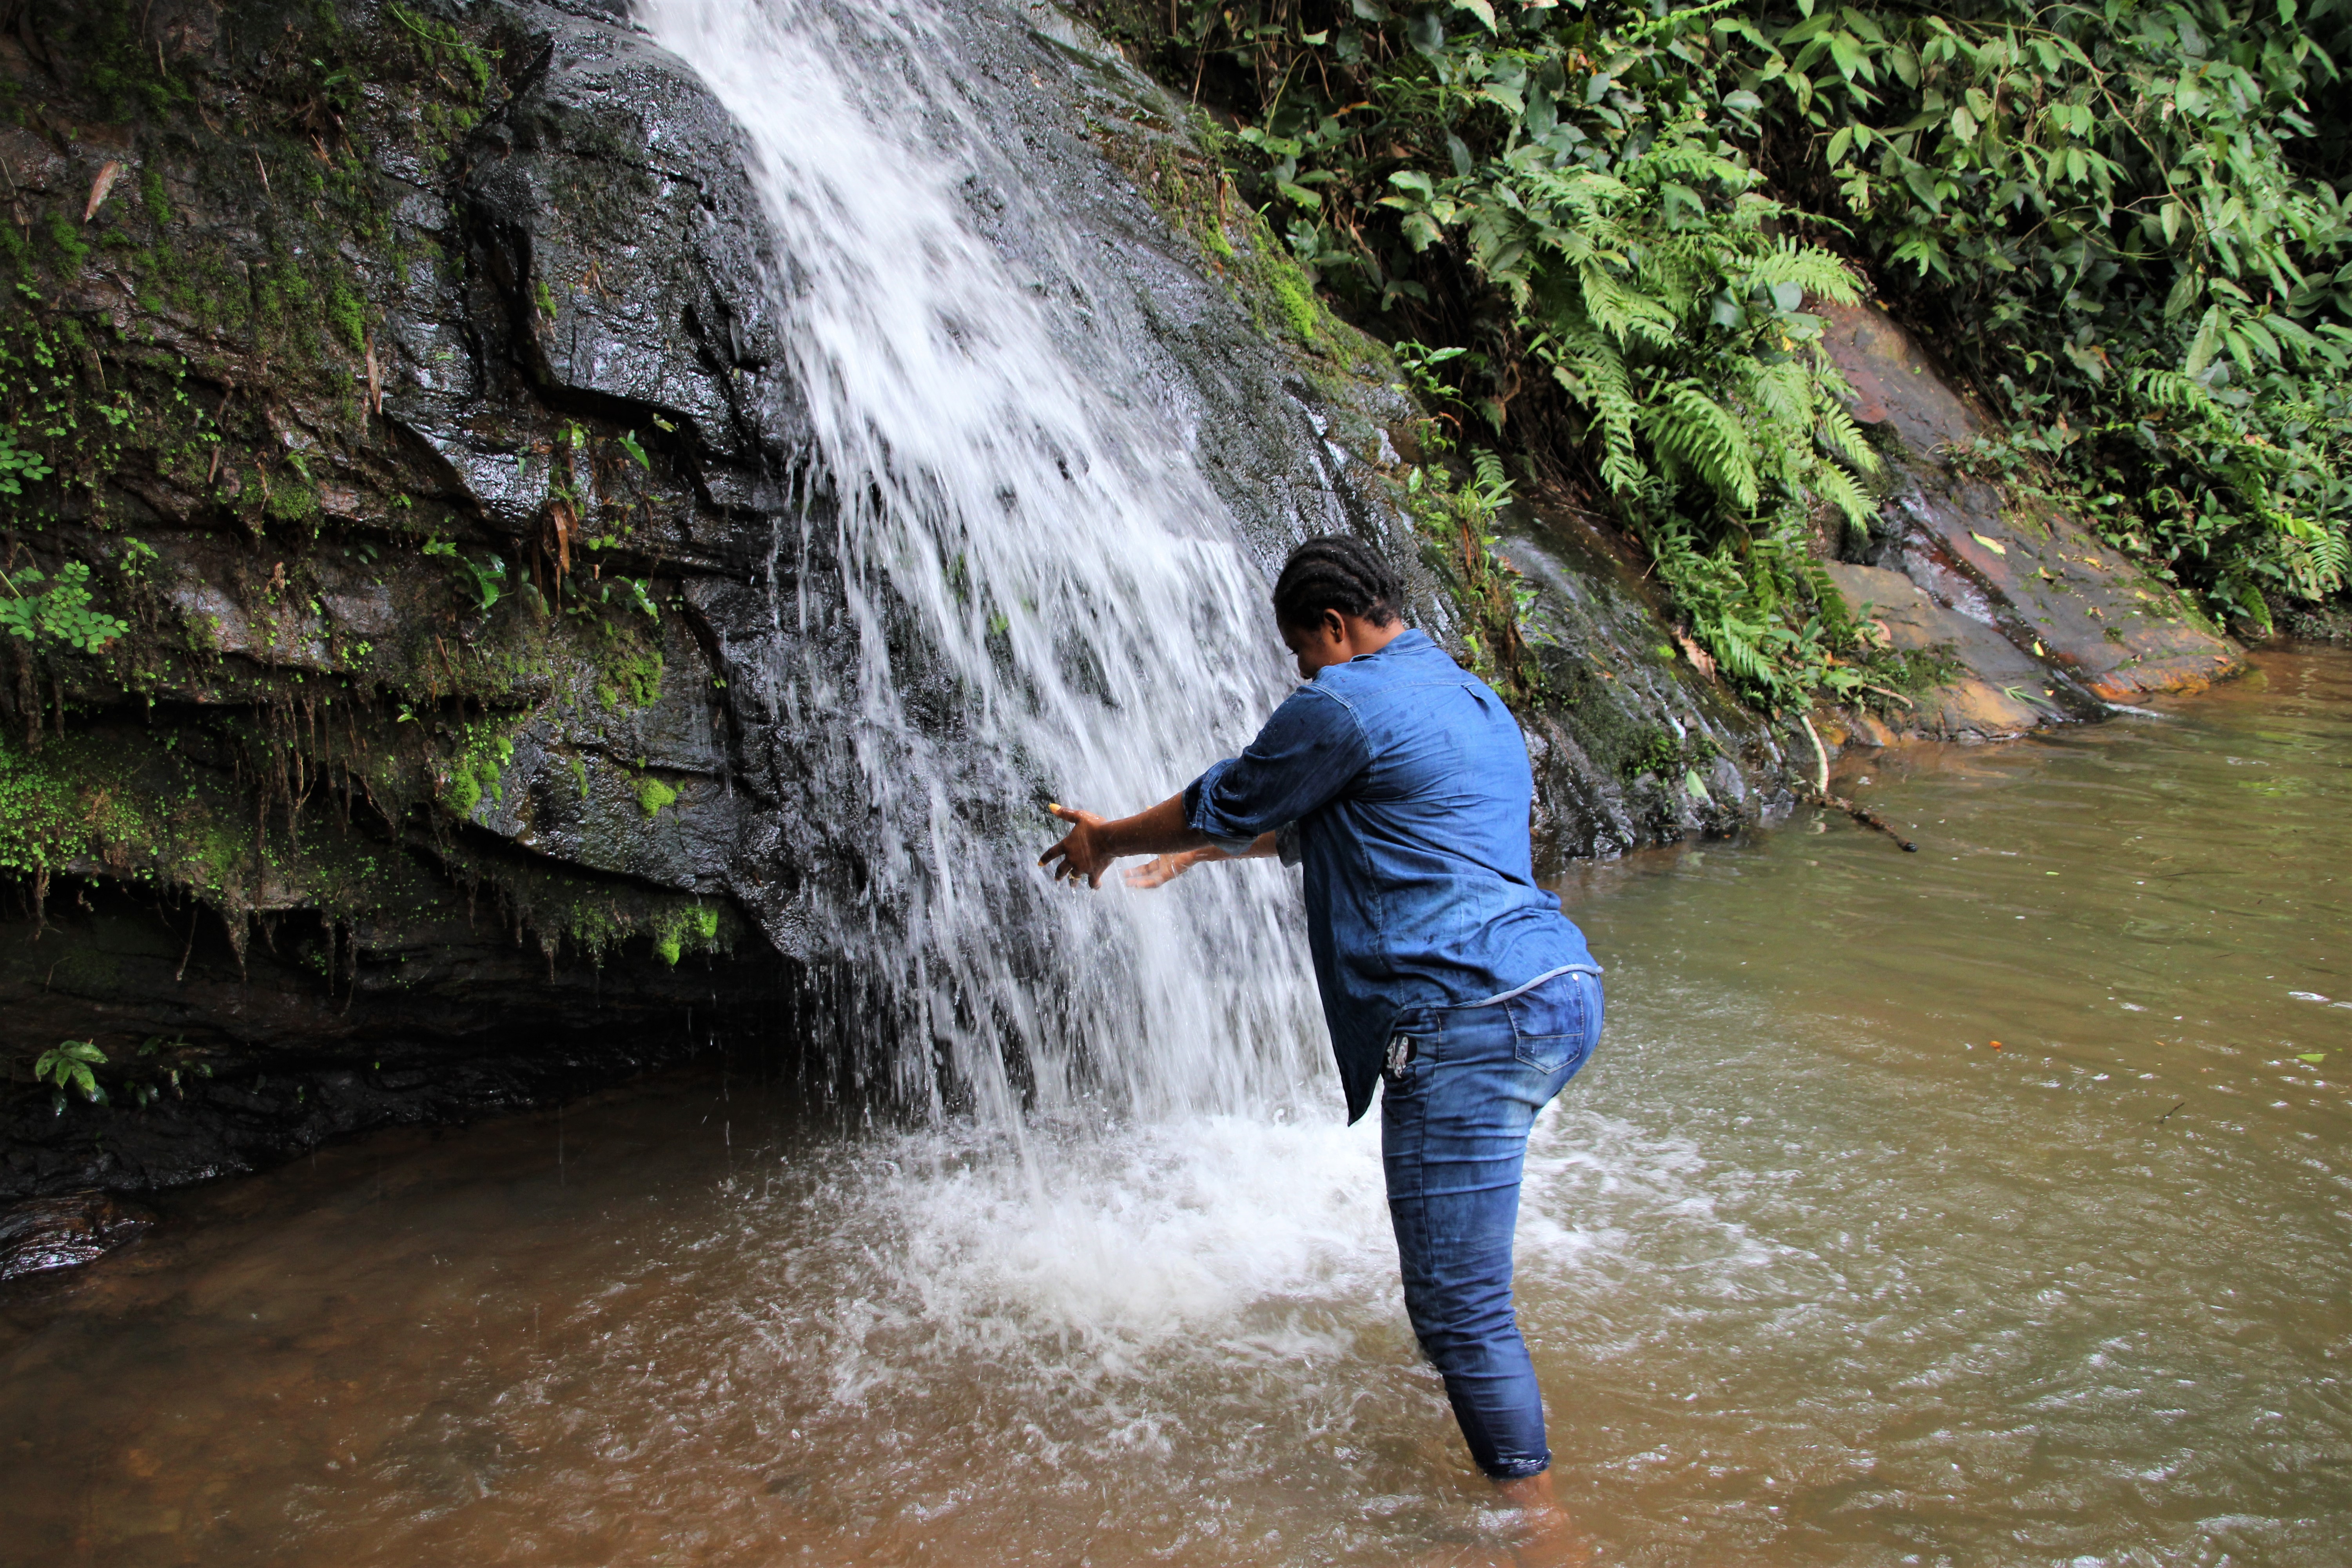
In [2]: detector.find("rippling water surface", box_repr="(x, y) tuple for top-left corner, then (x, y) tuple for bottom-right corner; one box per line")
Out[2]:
(5, 650), (2349, 1567)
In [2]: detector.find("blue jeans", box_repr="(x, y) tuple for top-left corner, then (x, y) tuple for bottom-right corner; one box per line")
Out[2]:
(1381, 966), (1603, 1479)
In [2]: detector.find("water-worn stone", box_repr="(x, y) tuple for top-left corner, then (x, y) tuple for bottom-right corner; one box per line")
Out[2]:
(1820, 304), (2243, 735)
(1820, 563), (2046, 740)
(0, 1191), (156, 1281)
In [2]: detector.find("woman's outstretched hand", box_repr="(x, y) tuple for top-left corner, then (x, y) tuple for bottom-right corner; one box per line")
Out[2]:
(1038, 802), (1115, 888)
(1037, 794), (1210, 888)
(1123, 851), (1201, 889)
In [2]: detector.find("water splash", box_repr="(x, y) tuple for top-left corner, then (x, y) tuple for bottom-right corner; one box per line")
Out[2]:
(640, 0), (1325, 1127)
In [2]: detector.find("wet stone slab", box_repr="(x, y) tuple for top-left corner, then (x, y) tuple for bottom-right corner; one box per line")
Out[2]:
(1818, 303), (2243, 734)
(0, 1192), (157, 1282)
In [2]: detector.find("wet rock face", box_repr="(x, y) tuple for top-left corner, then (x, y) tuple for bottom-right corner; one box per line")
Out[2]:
(1819, 305), (2243, 743)
(0, 1192), (155, 1281)
(0, 0), (1788, 1201)
(0, 878), (808, 1198)
(0, 0), (834, 1198)
(1503, 516), (1779, 860)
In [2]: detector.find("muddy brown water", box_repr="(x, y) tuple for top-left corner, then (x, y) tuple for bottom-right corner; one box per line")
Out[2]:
(5, 648), (2348, 1567)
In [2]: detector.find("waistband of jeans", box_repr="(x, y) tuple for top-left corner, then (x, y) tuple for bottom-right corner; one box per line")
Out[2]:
(1453, 962), (1603, 1010)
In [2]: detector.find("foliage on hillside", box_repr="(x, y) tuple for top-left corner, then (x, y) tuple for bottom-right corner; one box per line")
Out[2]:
(1089, 0), (2352, 696)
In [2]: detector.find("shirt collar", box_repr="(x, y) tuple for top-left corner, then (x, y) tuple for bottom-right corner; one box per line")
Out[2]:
(1308, 630), (1430, 682)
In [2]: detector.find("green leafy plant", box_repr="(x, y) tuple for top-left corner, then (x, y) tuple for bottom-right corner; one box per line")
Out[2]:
(1111, 0), (2348, 693)
(1397, 450), (1544, 700)
(1719, 0), (2352, 625)
(34, 1040), (108, 1109)
(1128, 1), (1890, 701)
(0, 562), (130, 653)
(421, 537), (507, 612)
(0, 423), (53, 495)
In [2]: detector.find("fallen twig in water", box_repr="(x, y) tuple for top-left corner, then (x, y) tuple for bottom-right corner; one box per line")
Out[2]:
(1798, 713), (1916, 851)
(1818, 789), (1918, 852)
(2156, 1100), (2185, 1126)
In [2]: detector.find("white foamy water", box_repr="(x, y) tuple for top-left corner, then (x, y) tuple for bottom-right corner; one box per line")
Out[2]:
(865, 1114), (1394, 1348)
(640, 0), (1328, 1129)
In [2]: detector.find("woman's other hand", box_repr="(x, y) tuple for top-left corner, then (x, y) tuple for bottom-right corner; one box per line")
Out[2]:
(1124, 851), (1202, 889)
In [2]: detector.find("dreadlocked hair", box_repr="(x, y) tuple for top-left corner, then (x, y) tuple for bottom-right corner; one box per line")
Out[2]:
(1272, 534), (1402, 631)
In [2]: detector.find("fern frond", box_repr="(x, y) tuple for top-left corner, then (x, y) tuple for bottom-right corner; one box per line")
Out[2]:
(1470, 448), (1514, 506)
(2286, 524), (2350, 597)
(1644, 384), (1760, 512)
(1806, 458), (1875, 525)
(1554, 333), (1644, 494)
(1576, 261), (1677, 346)
(1521, 168), (1631, 216)
(1814, 394), (1884, 475)
(1744, 238), (1864, 306)
(1626, 143), (1749, 194)
(1702, 613), (1774, 685)
(1751, 360), (1814, 443)
(1807, 561), (1855, 639)
(2230, 577), (2274, 634)
(2131, 367), (2220, 416)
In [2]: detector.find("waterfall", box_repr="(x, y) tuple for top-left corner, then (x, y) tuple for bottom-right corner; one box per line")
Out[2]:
(639, 0), (1329, 1130)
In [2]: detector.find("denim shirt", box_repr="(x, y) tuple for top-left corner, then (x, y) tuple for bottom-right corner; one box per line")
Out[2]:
(1183, 629), (1597, 1122)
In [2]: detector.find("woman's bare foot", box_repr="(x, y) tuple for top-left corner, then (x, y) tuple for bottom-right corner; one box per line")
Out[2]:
(1491, 1471), (1592, 1568)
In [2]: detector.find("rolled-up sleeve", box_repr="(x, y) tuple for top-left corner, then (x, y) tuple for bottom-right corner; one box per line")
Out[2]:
(1183, 687), (1368, 853)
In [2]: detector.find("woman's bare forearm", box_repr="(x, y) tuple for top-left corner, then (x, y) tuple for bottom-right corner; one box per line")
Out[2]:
(1043, 797), (1276, 888)
(1097, 794), (1213, 858)
(1182, 832), (1278, 867)
(1121, 831), (1279, 889)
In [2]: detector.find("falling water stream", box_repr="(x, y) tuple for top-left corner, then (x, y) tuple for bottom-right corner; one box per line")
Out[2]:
(3, 0), (2348, 1559)
(651, 0), (1327, 1126)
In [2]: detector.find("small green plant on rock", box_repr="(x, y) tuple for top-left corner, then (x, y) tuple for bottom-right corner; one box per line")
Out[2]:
(594, 624), (664, 711)
(423, 538), (508, 612)
(652, 905), (719, 965)
(0, 562), (129, 653)
(34, 1040), (109, 1110)
(440, 726), (518, 818)
(1396, 450), (1541, 705)
(632, 774), (678, 819)
(0, 422), (53, 495)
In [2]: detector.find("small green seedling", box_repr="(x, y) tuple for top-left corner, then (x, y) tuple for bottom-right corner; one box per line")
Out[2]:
(34, 1040), (108, 1109)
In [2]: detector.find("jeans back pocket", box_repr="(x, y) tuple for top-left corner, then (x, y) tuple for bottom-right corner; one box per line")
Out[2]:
(1504, 970), (1600, 1075)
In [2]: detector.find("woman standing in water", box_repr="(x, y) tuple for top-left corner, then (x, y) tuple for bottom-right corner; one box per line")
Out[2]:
(1038, 534), (1602, 1564)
